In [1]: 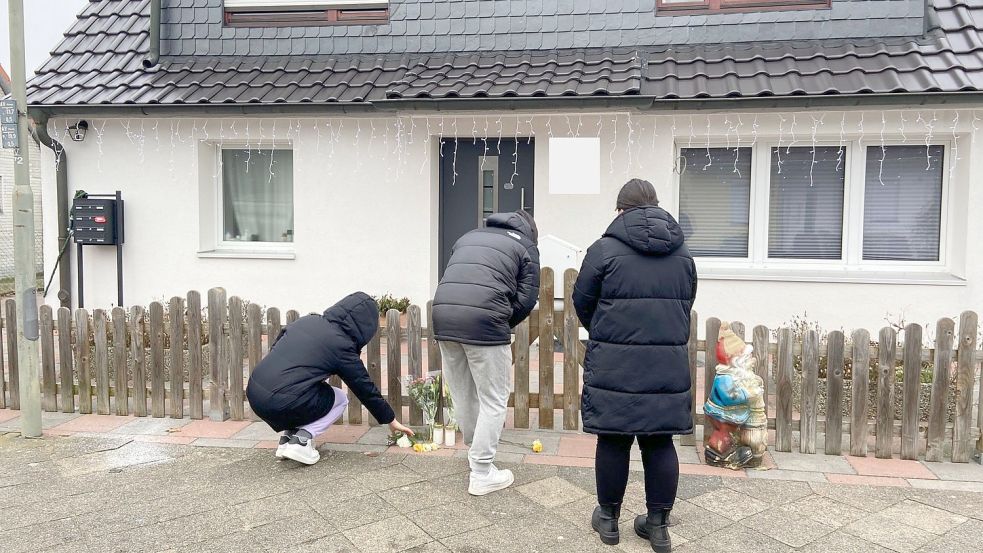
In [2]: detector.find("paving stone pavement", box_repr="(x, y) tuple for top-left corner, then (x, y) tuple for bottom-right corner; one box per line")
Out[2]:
(2, 433), (983, 553)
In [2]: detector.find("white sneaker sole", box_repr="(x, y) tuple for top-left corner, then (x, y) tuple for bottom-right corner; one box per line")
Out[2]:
(468, 472), (515, 496)
(274, 445), (286, 459)
(281, 445), (320, 465)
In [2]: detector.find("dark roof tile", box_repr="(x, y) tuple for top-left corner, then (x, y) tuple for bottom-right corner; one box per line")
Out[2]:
(26, 0), (983, 107)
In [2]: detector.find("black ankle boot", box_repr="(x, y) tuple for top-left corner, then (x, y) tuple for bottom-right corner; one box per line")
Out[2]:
(633, 509), (671, 552)
(591, 504), (621, 545)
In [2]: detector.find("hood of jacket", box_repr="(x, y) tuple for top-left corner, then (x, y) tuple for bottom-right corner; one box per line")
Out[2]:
(322, 292), (379, 349)
(603, 206), (685, 256)
(486, 211), (538, 244)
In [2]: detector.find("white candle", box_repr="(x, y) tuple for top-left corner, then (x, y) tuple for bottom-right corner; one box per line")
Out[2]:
(432, 425), (444, 446)
(445, 427), (456, 447)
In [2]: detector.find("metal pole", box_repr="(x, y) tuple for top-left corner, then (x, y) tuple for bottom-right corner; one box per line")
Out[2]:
(8, 0), (42, 437)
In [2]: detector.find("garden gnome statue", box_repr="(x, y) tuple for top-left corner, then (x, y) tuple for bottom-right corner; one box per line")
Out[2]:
(703, 323), (768, 469)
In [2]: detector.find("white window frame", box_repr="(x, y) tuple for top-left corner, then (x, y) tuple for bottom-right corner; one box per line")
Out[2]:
(198, 141), (296, 260)
(672, 137), (958, 284)
(224, 0), (387, 10)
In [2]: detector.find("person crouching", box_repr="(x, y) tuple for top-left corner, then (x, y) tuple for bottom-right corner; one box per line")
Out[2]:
(247, 292), (414, 465)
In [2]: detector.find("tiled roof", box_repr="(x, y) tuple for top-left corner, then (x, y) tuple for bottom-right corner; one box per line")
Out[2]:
(26, 0), (983, 108)
(642, 0), (983, 98)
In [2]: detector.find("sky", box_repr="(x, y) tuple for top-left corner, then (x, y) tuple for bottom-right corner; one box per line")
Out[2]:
(0, 0), (89, 79)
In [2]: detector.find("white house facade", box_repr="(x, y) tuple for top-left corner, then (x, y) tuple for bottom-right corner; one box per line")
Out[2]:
(37, 107), (982, 330)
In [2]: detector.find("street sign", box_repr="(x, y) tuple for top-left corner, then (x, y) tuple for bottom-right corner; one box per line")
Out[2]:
(1, 99), (19, 149)
(0, 99), (16, 124)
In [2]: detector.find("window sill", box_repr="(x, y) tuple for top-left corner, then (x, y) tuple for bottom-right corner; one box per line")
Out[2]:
(698, 267), (966, 286)
(198, 250), (296, 260)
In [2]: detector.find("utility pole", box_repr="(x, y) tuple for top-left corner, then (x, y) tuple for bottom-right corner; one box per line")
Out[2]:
(6, 0), (42, 438)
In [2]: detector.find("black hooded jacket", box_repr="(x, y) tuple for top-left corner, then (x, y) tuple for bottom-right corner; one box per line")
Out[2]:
(573, 206), (698, 436)
(432, 212), (541, 346)
(246, 292), (395, 432)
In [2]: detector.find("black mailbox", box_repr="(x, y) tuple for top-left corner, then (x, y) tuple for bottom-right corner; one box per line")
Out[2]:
(73, 197), (123, 245)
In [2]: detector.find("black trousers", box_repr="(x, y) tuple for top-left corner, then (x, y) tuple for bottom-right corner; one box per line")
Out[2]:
(595, 433), (679, 512)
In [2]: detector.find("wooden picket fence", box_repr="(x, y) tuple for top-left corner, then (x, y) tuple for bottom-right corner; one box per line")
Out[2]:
(1, 267), (982, 463)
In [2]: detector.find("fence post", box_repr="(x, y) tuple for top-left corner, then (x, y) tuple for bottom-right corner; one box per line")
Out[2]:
(246, 303), (262, 375)
(407, 305), (423, 426)
(538, 267), (555, 430)
(850, 329), (871, 457)
(186, 292), (203, 420)
(752, 325), (771, 445)
(775, 328), (794, 453)
(562, 268), (579, 431)
(286, 310), (299, 324)
(901, 324), (923, 460)
(875, 327), (897, 459)
(93, 309), (110, 415)
(207, 288), (228, 422)
(825, 331), (845, 455)
(5, 299), (20, 409)
(129, 306), (147, 417)
(112, 307), (128, 416)
(681, 311), (698, 446)
(952, 311), (978, 462)
(56, 307), (74, 414)
(514, 317), (531, 429)
(367, 325), (382, 426)
(267, 307), (282, 351)
(228, 296), (244, 421)
(39, 305), (57, 412)
(704, 318), (721, 444)
(800, 330), (819, 454)
(386, 309), (402, 419)
(926, 318), (955, 462)
(74, 308), (91, 414)
(149, 301), (166, 418)
(168, 297), (186, 419)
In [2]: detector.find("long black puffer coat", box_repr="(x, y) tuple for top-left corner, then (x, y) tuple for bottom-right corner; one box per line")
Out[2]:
(246, 292), (395, 432)
(573, 206), (698, 436)
(432, 212), (540, 346)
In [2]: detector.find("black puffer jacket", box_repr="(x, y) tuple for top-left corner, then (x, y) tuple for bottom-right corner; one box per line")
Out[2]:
(573, 206), (698, 436)
(246, 292), (395, 432)
(432, 212), (541, 346)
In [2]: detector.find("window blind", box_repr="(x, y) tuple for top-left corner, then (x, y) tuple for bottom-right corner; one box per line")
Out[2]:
(678, 147), (752, 257)
(863, 145), (944, 261)
(768, 146), (845, 260)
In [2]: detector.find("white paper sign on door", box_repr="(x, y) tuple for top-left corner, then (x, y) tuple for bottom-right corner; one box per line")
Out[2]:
(548, 137), (600, 195)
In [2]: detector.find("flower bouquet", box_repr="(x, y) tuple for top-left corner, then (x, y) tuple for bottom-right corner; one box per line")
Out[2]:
(405, 375), (440, 443)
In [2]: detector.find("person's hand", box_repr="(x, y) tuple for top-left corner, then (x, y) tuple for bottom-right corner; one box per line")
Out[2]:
(389, 419), (415, 437)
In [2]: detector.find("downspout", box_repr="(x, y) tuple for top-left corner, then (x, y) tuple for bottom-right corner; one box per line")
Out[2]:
(143, 0), (162, 69)
(31, 114), (72, 308)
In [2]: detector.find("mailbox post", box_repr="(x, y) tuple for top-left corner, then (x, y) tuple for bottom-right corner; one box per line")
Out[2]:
(72, 192), (125, 307)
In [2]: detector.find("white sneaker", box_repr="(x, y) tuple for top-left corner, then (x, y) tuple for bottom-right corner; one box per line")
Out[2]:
(274, 434), (291, 459)
(468, 466), (515, 496)
(280, 437), (320, 465)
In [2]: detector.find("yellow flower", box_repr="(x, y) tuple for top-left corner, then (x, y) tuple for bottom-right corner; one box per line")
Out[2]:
(413, 443), (424, 453)
(531, 440), (543, 453)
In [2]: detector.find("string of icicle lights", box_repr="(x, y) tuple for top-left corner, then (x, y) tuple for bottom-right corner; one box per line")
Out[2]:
(46, 109), (980, 190)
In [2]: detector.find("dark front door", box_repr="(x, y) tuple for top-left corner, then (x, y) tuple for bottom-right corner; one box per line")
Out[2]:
(438, 138), (535, 277)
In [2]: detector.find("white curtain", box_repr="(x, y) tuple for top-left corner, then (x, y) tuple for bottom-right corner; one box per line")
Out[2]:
(222, 149), (294, 243)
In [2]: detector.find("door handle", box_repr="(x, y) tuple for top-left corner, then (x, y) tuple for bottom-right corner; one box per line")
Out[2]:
(520, 189), (526, 211)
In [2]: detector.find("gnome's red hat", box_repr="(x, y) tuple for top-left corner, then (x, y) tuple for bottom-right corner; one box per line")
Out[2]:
(715, 323), (747, 365)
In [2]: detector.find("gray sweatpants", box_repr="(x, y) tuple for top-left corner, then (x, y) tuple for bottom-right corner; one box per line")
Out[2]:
(438, 341), (512, 475)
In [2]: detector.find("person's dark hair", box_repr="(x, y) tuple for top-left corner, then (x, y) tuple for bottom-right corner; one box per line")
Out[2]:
(516, 209), (539, 243)
(616, 178), (659, 210)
